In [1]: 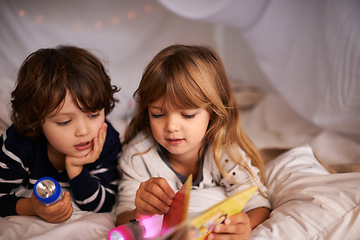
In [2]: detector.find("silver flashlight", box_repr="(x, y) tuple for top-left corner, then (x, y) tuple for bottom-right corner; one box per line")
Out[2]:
(33, 176), (63, 206)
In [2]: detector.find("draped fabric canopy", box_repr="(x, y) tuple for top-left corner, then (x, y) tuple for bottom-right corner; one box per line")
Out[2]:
(0, 0), (220, 118)
(1, 0), (359, 146)
(158, 0), (360, 139)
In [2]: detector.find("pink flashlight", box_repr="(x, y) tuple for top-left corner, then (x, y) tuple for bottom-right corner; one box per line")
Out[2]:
(108, 214), (163, 240)
(108, 219), (144, 240)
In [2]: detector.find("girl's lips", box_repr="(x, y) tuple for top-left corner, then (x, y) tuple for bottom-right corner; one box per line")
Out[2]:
(74, 141), (92, 151)
(167, 138), (184, 145)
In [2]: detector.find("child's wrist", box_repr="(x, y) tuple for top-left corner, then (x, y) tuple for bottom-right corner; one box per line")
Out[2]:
(66, 165), (83, 180)
(16, 197), (35, 216)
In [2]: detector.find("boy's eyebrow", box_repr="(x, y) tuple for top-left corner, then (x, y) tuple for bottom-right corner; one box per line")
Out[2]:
(47, 111), (72, 118)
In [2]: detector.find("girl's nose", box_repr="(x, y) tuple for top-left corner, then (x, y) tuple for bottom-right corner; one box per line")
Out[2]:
(166, 115), (180, 132)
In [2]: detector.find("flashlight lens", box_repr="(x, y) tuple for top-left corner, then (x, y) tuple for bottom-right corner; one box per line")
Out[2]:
(110, 231), (124, 240)
(36, 180), (56, 198)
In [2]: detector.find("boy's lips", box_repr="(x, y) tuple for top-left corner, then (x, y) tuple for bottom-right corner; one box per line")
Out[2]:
(74, 141), (92, 151)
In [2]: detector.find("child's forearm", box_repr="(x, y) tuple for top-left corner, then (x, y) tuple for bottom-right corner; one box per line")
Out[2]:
(246, 207), (270, 229)
(66, 164), (83, 180)
(16, 197), (35, 216)
(116, 209), (138, 226)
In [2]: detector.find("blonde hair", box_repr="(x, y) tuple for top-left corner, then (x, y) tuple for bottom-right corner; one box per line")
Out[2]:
(124, 44), (266, 185)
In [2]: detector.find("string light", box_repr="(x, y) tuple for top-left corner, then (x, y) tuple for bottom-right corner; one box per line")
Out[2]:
(16, 3), (157, 30)
(18, 10), (25, 17)
(94, 20), (103, 29)
(35, 15), (43, 23)
(74, 21), (83, 29)
(127, 11), (136, 19)
(112, 17), (120, 25)
(144, 4), (153, 13)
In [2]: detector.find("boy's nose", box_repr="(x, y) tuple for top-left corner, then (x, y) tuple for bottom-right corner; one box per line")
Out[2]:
(75, 122), (89, 137)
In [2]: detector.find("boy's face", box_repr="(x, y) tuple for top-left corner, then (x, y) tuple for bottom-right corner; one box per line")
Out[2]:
(42, 93), (105, 160)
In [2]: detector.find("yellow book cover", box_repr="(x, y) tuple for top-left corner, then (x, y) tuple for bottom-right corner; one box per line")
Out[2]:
(188, 185), (257, 240)
(161, 175), (257, 239)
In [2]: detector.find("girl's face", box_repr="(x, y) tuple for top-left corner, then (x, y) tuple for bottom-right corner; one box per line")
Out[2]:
(148, 98), (210, 162)
(42, 93), (105, 161)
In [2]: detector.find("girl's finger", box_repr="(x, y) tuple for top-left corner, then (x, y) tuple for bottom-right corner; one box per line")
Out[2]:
(135, 195), (165, 215)
(213, 213), (251, 235)
(146, 177), (175, 200)
(138, 189), (171, 214)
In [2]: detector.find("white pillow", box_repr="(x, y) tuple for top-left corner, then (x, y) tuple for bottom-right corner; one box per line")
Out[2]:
(250, 145), (360, 239)
(0, 76), (13, 134)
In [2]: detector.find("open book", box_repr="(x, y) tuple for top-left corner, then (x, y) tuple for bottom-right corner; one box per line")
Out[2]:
(160, 175), (257, 239)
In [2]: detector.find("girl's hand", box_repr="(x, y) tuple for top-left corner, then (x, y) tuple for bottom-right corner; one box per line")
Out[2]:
(30, 192), (73, 223)
(135, 177), (175, 216)
(207, 212), (251, 240)
(65, 122), (107, 179)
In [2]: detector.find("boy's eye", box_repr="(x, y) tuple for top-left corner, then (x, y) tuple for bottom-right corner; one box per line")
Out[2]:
(56, 120), (71, 126)
(89, 112), (100, 119)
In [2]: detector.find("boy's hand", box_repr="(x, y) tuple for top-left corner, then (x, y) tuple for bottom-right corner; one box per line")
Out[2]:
(207, 212), (251, 240)
(135, 177), (175, 216)
(30, 192), (73, 223)
(65, 122), (107, 179)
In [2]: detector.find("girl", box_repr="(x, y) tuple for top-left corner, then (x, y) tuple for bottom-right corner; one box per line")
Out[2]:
(116, 44), (270, 239)
(0, 46), (122, 223)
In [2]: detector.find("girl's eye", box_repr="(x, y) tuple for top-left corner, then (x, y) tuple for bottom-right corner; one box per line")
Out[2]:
(56, 120), (71, 126)
(89, 113), (100, 119)
(183, 114), (196, 119)
(151, 113), (165, 119)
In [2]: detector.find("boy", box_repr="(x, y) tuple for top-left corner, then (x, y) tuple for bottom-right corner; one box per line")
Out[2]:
(0, 46), (122, 223)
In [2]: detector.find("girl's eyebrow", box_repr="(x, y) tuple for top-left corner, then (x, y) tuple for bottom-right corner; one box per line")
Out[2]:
(148, 105), (162, 110)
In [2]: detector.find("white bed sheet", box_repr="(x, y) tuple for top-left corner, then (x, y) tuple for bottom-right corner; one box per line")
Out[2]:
(1, 145), (359, 240)
(251, 145), (360, 240)
(0, 211), (114, 240)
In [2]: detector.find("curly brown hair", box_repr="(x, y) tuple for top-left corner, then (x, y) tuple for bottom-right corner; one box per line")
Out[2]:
(11, 45), (119, 138)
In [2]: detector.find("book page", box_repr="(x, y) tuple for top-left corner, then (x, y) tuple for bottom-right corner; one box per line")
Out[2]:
(161, 175), (192, 235)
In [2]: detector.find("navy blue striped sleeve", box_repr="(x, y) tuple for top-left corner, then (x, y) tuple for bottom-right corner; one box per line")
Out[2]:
(0, 126), (31, 217)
